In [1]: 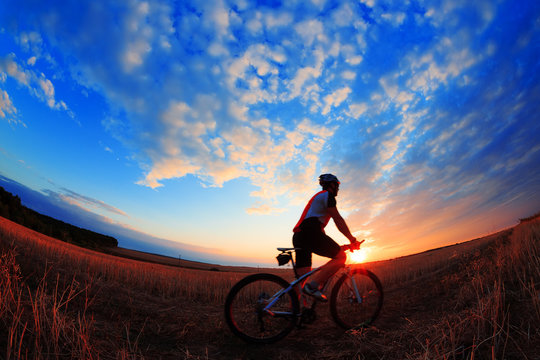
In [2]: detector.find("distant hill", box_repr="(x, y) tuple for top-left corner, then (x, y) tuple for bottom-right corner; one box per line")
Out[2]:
(0, 186), (118, 249)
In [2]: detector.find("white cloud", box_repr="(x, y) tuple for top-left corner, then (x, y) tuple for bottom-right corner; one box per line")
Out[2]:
(348, 103), (367, 118)
(342, 70), (356, 80)
(425, 0), (496, 32)
(396, 91), (413, 104)
(0, 90), (17, 119)
(310, 0), (327, 10)
(331, 3), (355, 27)
(246, 202), (286, 215)
(231, 0), (249, 12)
(38, 77), (54, 98)
(119, 1), (161, 73)
(246, 12), (263, 33)
(347, 55), (363, 66)
(287, 47), (326, 99)
(322, 87), (352, 115)
(226, 43), (285, 103)
(289, 66), (321, 98)
(212, 0), (231, 31)
(401, 31), (489, 100)
(210, 137), (226, 158)
(123, 39), (152, 71)
(381, 12), (406, 26)
(264, 11), (293, 29)
(17, 32), (44, 58)
(379, 76), (398, 98)
(294, 19), (324, 46)
(140, 99), (336, 210)
(0, 55), (30, 85)
(297, 118), (335, 138)
(138, 157), (202, 189)
(0, 54), (71, 113)
(208, 41), (229, 56)
(201, 0), (231, 39)
(340, 44), (363, 66)
(228, 101), (248, 122)
(160, 35), (171, 50)
(223, 125), (259, 152)
(362, 0), (376, 7)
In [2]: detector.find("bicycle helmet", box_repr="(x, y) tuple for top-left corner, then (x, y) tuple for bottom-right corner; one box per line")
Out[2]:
(318, 173), (340, 186)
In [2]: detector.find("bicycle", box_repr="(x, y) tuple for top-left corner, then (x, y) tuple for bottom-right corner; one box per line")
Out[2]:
(224, 241), (383, 343)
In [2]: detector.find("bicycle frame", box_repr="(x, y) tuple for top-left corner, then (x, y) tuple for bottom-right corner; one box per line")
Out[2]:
(263, 263), (364, 316)
(262, 265), (321, 316)
(263, 241), (367, 317)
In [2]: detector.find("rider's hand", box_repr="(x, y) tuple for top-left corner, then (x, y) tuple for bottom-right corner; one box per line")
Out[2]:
(350, 238), (361, 250)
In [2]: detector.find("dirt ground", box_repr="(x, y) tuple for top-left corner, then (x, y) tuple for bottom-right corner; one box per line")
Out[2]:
(82, 251), (499, 359)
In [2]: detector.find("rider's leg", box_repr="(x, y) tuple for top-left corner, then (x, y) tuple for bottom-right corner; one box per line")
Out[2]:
(308, 249), (346, 289)
(296, 266), (312, 306)
(296, 266), (311, 289)
(293, 232), (312, 283)
(296, 266), (311, 278)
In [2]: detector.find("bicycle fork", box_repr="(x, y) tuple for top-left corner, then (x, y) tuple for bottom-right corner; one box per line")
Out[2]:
(349, 272), (363, 304)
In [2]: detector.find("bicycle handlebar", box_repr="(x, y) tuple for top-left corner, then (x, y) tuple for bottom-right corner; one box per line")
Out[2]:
(341, 239), (365, 251)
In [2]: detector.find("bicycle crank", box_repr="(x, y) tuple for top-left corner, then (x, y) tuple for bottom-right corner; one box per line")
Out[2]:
(300, 308), (317, 325)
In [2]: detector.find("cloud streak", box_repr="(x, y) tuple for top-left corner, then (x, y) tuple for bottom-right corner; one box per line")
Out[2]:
(58, 188), (128, 218)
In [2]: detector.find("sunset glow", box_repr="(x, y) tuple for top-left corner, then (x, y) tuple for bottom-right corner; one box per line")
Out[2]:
(348, 249), (368, 265)
(0, 0), (539, 267)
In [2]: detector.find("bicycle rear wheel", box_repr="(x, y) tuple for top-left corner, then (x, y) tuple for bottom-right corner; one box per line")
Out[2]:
(224, 273), (299, 344)
(330, 268), (383, 329)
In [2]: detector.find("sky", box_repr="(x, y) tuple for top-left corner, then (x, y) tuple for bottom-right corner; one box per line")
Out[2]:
(0, 0), (539, 267)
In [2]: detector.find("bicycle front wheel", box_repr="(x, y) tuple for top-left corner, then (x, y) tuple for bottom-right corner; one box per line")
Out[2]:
(330, 268), (383, 329)
(224, 273), (299, 344)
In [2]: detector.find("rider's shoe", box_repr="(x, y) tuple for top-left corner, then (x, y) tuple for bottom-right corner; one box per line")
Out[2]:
(303, 283), (328, 302)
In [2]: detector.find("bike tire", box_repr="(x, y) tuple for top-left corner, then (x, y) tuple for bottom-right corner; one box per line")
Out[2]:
(224, 273), (299, 344)
(330, 268), (383, 329)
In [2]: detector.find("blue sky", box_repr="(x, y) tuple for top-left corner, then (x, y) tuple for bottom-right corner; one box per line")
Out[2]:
(0, 0), (539, 266)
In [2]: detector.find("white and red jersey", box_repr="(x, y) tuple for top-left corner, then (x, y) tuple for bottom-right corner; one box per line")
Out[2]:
(293, 190), (336, 233)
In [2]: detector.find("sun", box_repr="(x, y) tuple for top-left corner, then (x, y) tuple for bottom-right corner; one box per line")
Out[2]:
(348, 249), (368, 264)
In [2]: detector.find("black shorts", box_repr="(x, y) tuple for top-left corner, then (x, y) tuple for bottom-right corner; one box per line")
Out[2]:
(292, 217), (340, 268)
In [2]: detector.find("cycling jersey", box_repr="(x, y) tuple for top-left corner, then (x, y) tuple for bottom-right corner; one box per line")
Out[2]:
(293, 190), (336, 233)
(292, 190), (339, 268)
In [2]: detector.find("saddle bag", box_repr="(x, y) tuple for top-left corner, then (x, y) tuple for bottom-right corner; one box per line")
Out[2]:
(276, 253), (291, 266)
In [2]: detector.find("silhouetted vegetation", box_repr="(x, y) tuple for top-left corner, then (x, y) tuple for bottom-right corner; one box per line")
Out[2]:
(0, 186), (117, 249)
(519, 210), (540, 223)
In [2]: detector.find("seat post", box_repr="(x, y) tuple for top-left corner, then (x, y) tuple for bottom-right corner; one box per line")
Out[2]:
(291, 252), (299, 279)
(276, 247), (301, 279)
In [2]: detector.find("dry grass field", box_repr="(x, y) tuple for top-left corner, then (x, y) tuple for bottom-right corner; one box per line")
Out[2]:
(0, 213), (539, 359)
(104, 246), (278, 274)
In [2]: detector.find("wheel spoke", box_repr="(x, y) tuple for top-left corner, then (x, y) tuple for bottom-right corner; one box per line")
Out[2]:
(225, 273), (299, 343)
(330, 269), (383, 329)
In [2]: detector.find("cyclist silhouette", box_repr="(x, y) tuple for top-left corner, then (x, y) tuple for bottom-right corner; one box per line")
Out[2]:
(292, 173), (359, 301)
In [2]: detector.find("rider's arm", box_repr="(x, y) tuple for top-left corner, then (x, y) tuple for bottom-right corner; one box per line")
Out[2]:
(327, 207), (356, 243)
